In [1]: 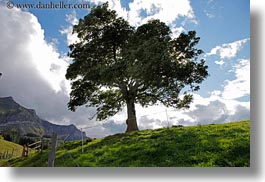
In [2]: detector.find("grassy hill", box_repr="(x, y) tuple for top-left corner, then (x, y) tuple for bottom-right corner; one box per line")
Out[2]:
(2, 120), (250, 167)
(0, 137), (24, 164)
(0, 138), (23, 156)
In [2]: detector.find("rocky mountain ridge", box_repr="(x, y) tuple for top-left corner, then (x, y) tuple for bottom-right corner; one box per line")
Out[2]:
(0, 97), (86, 140)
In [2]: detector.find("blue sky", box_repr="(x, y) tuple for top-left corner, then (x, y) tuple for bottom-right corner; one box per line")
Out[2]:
(0, 0), (250, 137)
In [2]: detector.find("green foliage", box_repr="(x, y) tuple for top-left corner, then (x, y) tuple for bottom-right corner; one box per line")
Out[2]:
(65, 2), (209, 124)
(6, 121), (250, 167)
(2, 133), (12, 141)
(1, 129), (39, 145)
(18, 137), (35, 146)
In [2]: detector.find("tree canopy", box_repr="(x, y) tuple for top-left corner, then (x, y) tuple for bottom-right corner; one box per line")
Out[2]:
(66, 3), (209, 132)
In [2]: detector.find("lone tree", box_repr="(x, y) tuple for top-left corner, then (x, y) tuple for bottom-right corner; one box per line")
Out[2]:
(66, 3), (209, 132)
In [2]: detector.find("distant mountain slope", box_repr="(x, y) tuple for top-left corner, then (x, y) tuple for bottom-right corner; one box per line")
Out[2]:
(41, 120), (85, 141)
(0, 97), (41, 123)
(0, 97), (85, 140)
(4, 120), (250, 167)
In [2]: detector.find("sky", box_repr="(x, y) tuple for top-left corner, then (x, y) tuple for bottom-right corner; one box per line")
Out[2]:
(0, 0), (250, 138)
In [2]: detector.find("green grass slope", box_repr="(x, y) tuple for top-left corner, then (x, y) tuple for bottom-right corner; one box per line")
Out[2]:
(0, 138), (23, 155)
(0, 138), (24, 166)
(3, 120), (250, 167)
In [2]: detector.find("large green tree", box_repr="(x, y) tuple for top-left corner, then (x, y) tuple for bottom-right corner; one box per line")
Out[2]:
(66, 3), (209, 132)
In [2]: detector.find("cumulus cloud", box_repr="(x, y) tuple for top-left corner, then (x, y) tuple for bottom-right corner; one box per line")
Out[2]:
(0, 5), (99, 137)
(0, 6), (67, 94)
(206, 38), (249, 59)
(108, 90), (249, 130)
(107, 55), (250, 128)
(185, 94), (249, 125)
(222, 59), (250, 100)
(60, 11), (80, 46)
(86, 0), (196, 26)
(127, 0), (196, 27)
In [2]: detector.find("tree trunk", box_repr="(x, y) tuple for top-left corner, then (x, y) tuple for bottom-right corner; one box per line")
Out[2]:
(125, 98), (139, 132)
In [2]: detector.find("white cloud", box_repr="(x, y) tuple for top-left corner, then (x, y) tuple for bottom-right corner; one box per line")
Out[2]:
(88, 0), (197, 26)
(127, 0), (196, 27)
(214, 60), (225, 65)
(86, 0), (128, 20)
(205, 11), (215, 19)
(0, 5), (99, 137)
(108, 55), (250, 128)
(171, 26), (186, 38)
(84, 0), (196, 38)
(203, 0), (218, 19)
(107, 0), (128, 20)
(27, 23), (70, 93)
(109, 89), (249, 129)
(210, 90), (222, 96)
(0, 5), (69, 94)
(206, 38), (249, 59)
(60, 11), (80, 46)
(222, 59), (250, 100)
(66, 10), (79, 25)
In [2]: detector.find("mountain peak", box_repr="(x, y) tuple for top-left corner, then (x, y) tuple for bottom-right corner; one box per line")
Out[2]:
(0, 96), (41, 124)
(0, 96), (20, 111)
(0, 96), (86, 140)
(0, 96), (15, 102)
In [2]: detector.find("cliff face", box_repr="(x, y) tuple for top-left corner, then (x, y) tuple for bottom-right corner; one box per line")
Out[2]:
(0, 97), (86, 140)
(0, 97), (41, 123)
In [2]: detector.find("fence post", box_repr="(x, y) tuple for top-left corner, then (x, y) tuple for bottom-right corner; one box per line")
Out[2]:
(41, 137), (44, 153)
(22, 145), (29, 157)
(81, 128), (84, 153)
(11, 148), (14, 158)
(5, 150), (8, 159)
(48, 132), (57, 167)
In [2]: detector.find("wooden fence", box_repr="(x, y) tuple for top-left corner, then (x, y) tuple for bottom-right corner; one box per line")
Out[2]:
(1, 134), (58, 167)
(0, 140), (43, 160)
(28, 140), (42, 150)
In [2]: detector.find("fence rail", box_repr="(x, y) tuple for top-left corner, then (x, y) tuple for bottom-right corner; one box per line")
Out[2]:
(28, 140), (42, 150)
(0, 140), (43, 160)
